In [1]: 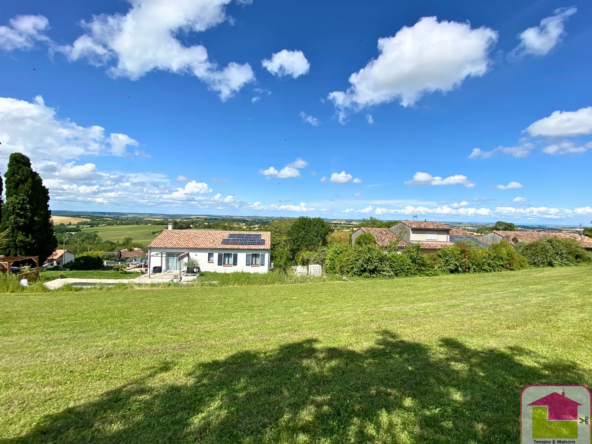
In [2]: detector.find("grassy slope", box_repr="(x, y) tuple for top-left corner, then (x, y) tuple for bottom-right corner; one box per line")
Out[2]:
(81, 225), (167, 245)
(1, 266), (591, 443)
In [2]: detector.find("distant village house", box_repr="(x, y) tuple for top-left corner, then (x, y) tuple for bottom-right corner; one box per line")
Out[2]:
(45, 250), (75, 267)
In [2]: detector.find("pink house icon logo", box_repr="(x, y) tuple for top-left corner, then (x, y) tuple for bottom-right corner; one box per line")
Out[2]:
(529, 391), (581, 421)
(521, 385), (591, 443)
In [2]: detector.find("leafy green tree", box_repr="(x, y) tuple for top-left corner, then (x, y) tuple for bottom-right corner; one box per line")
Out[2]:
(493, 221), (517, 231)
(584, 228), (591, 239)
(2, 153), (57, 263)
(287, 217), (332, 258)
(357, 217), (397, 229)
(268, 218), (295, 269)
(354, 232), (376, 246)
(477, 221), (517, 234)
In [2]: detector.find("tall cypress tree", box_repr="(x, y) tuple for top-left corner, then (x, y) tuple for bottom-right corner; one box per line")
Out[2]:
(2, 153), (57, 263)
(0, 174), (3, 230)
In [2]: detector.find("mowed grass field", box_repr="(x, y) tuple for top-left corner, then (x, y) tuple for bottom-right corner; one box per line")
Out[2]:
(81, 224), (167, 245)
(1, 266), (591, 443)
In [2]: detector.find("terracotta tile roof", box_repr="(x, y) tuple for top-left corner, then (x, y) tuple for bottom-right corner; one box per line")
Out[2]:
(359, 228), (407, 248)
(417, 242), (454, 250)
(119, 250), (147, 259)
(492, 231), (592, 249)
(400, 221), (450, 230)
(149, 230), (271, 250)
(47, 249), (73, 260)
(449, 228), (472, 237)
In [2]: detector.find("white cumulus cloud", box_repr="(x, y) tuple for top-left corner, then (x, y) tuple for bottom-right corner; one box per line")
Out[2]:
(260, 159), (307, 179)
(0, 15), (50, 52)
(575, 207), (592, 215)
(58, 0), (255, 101)
(469, 138), (534, 159)
(259, 166), (279, 177)
(511, 7), (576, 57)
(527, 107), (592, 138)
(320, 176), (327, 183)
(356, 205), (373, 213)
(513, 197), (528, 203)
(328, 17), (498, 121)
(353, 178), (362, 184)
(494, 182), (523, 190)
(287, 158), (308, 168)
(262, 49), (310, 78)
(331, 171), (353, 184)
(167, 181), (212, 200)
(404, 172), (475, 188)
(0, 95), (139, 160)
(300, 112), (319, 126)
(375, 205), (493, 217)
(542, 141), (592, 155)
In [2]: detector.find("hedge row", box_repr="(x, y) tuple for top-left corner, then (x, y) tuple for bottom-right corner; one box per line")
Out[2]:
(321, 237), (590, 278)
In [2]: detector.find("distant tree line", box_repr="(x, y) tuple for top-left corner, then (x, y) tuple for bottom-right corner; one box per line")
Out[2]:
(57, 231), (146, 256)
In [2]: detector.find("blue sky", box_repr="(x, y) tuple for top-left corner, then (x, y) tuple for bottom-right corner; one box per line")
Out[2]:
(1, 0), (591, 224)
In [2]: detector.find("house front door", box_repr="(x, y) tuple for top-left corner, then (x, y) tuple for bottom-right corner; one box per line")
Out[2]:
(166, 254), (180, 271)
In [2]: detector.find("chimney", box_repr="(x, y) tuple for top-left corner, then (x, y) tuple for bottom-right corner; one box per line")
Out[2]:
(168, 223), (173, 230)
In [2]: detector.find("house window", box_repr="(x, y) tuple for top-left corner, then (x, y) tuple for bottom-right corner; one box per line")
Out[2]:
(208, 253), (214, 263)
(426, 232), (438, 241)
(223, 253), (233, 265)
(251, 253), (260, 266)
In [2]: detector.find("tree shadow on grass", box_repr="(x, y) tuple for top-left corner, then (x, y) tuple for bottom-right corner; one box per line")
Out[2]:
(3, 332), (587, 443)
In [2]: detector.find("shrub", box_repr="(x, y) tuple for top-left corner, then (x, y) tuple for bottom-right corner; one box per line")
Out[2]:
(517, 237), (591, 267)
(325, 244), (351, 274)
(354, 232), (376, 247)
(337, 244), (389, 278)
(386, 253), (415, 277)
(482, 241), (528, 272)
(78, 250), (104, 259)
(112, 265), (127, 273)
(102, 252), (118, 261)
(65, 255), (103, 271)
(296, 250), (317, 266)
(402, 244), (439, 276)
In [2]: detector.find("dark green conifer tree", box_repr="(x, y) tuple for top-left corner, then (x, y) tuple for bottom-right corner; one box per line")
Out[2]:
(2, 153), (57, 263)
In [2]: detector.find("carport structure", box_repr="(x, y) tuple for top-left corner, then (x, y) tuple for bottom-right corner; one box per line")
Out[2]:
(0, 256), (40, 280)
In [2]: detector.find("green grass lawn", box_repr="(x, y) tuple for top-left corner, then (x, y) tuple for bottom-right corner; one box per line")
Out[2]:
(81, 224), (167, 245)
(39, 270), (135, 281)
(1, 266), (591, 443)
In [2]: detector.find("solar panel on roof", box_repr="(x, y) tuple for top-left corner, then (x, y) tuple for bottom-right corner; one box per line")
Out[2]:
(221, 233), (264, 246)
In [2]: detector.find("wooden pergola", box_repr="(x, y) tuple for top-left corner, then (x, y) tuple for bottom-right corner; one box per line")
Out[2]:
(0, 256), (40, 280)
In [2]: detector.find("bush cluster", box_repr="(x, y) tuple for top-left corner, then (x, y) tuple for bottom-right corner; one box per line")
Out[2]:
(516, 237), (591, 267)
(323, 240), (529, 278)
(64, 255), (103, 271)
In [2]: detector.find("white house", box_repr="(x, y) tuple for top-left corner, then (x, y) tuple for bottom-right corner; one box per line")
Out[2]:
(351, 221), (454, 253)
(45, 249), (75, 267)
(389, 221), (454, 253)
(147, 228), (271, 275)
